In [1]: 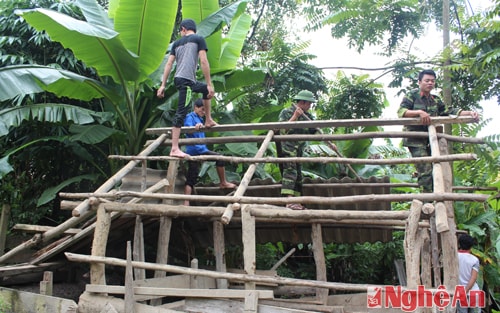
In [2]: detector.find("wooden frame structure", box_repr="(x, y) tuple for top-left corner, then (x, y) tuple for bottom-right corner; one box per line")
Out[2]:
(0, 116), (492, 313)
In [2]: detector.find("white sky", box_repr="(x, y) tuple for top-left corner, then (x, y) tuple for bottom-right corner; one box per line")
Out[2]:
(300, 0), (499, 139)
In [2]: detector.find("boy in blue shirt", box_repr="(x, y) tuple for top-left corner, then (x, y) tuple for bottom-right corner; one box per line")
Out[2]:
(183, 99), (236, 205)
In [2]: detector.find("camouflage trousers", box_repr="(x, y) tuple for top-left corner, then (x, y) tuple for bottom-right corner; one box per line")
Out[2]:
(280, 146), (303, 197)
(408, 145), (433, 193)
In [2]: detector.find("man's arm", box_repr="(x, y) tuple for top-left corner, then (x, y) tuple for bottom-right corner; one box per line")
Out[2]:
(466, 268), (478, 292)
(157, 54), (175, 98)
(198, 50), (214, 98)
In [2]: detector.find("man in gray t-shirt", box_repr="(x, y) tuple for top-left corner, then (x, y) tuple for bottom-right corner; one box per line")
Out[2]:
(457, 234), (480, 313)
(157, 19), (215, 158)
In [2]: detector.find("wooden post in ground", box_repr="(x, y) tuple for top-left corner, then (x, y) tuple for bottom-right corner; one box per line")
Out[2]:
(438, 137), (459, 292)
(90, 206), (111, 286)
(132, 162), (147, 281)
(213, 221), (228, 289)
(405, 199), (423, 288)
(125, 241), (135, 313)
(0, 204), (11, 255)
(241, 206), (257, 312)
(39, 271), (53, 296)
(311, 223), (328, 304)
(150, 160), (178, 306)
(190, 258), (199, 289)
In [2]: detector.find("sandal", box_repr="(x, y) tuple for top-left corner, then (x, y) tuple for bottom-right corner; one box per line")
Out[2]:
(286, 203), (307, 210)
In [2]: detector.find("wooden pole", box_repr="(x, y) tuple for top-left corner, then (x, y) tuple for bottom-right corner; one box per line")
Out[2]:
(124, 241), (135, 313)
(145, 116), (479, 136)
(213, 221), (228, 289)
(86, 191), (489, 207)
(311, 223), (328, 304)
(0, 204), (11, 255)
(0, 134), (168, 265)
(65, 252), (381, 292)
(90, 206), (111, 286)
(242, 206), (256, 294)
(221, 130), (275, 224)
(72, 133), (168, 218)
(103, 153), (477, 166)
(405, 199), (423, 288)
(429, 125), (449, 232)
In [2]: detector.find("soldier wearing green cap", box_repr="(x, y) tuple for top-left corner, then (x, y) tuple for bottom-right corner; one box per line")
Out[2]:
(278, 90), (319, 210)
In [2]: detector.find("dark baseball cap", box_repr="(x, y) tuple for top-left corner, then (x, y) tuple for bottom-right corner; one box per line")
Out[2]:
(180, 19), (197, 33)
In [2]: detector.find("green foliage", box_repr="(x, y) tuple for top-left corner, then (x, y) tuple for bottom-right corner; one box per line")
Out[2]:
(316, 71), (387, 122)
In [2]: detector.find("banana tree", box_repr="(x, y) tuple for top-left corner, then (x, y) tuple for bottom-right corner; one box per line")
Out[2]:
(0, 0), (261, 179)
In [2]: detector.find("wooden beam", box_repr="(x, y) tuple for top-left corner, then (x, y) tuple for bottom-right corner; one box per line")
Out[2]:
(139, 130), (484, 148)
(104, 153), (477, 166)
(222, 130), (275, 224)
(75, 191), (488, 207)
(67, 252), (380, 292)
(145, 116), (479, 135)
(12, 224), (80, 235)
(85, 285), (274, 299)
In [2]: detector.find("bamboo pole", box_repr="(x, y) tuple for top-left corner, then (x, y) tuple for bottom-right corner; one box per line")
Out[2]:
(99, 202), (413, 220)
(221, 130), (275, 225)
(140, 130), (483, 148)
(104, 153), (477, 165)
(72, 133), (168, 217)
(86, 191), (489, 207)
(145, 116), (479, 136)
(65, 252), (380, 292)
(0, 136), (168, 264)
(27, 179), (170, 266)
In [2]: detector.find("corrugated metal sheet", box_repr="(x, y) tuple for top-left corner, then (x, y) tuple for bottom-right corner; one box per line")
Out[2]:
(185, 176), (393, 247)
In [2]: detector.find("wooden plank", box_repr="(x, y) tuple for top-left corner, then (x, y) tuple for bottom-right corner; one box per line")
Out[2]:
(78, 291), (180, 313)
(182, 298), (321, 313)
(39, 271), (53, 296)
(0, 286), (77, 313)
(0, 262), (63, 277)
(85, 285), (274, 299)
(244, 290), (258, 313)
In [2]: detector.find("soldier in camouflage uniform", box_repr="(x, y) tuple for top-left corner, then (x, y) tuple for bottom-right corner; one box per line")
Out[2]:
(397, 69), (479, 192)
(278, 90), (319, 210)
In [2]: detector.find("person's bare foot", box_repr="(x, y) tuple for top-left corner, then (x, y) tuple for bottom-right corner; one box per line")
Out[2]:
(205, 119), (218, 128)
(219, 182), (237, 189)
(170, 149), (188, 158)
